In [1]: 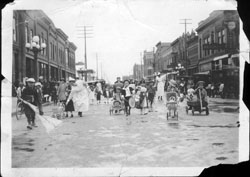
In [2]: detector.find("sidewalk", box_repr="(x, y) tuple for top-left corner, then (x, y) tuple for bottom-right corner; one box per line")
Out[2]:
(208, 97), (239, 113)
(12, 97), (53, 116)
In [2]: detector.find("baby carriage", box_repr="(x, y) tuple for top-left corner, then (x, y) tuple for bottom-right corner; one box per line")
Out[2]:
(166, 92), (178, 120)
(109, 91), (126, 115)
(52, 101), (65, 119)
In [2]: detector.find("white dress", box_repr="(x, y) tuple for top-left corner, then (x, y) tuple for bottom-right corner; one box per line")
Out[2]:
(156, 76), (164, 97)
(68, 80), (89, 112)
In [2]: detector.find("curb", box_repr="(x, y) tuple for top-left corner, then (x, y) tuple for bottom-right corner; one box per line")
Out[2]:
(223, 106), (239, 113)
(12, 102), (53, 117)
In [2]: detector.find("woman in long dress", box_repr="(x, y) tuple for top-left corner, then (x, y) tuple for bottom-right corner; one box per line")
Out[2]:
(66, 79), (89, 117)
(156, 73), (165, 101)
(65, 78), (75, 118)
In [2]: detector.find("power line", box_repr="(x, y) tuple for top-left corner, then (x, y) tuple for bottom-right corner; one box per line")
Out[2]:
(180, 19), (192, 75)
(76, 26), (93, 81)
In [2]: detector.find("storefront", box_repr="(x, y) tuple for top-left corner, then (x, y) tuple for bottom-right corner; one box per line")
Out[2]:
(26, 57), (34, 78)
(38, 62), (48, 81)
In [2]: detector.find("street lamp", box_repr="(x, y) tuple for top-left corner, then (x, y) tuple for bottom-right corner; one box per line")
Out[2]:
(175, 63), (185, 75)
(26, 36), (46, 80)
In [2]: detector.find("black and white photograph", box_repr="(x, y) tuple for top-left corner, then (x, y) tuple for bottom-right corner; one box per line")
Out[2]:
(1, 0), (249, 176)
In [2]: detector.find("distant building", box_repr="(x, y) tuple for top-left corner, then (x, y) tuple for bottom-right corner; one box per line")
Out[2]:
(143, 50), (154, 77)
(12, 10), (76, 84)
(75, 61), (95, 81)
(133, 64), (143, 81)
(154, 41), (171, 73)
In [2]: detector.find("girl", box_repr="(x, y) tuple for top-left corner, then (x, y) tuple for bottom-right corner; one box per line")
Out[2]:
(65, 78), (75, 118)
(147, 81), (156, 112)
(121, 80), (134, 116)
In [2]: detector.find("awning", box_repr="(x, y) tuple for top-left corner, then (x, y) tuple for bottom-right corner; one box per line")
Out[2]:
(193, 71), (210, 75)
(213, 54), (229, 61)
(231, 53), (239, 58)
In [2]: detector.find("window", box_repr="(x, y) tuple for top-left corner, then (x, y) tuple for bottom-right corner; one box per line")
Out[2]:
(13, 17), (17, 42)
(50, 42), (52, 60)
(30, 29), (33, 43)
(222, 29), (226, 44)
(25, 26), (29, 43)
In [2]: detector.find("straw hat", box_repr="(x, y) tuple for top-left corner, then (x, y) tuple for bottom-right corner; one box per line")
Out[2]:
(35, 82), (42, 86)
(26, 78), (35, 82)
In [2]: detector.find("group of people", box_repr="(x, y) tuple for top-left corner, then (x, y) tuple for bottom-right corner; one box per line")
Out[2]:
(17, 76), (90, 129)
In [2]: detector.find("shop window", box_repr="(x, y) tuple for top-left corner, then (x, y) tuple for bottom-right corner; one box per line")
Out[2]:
(13, 17), (17, 42)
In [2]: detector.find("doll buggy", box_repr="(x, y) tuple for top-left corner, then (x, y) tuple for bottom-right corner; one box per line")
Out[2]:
(109, 89), (126, 115)
(166, 92), (178, 120)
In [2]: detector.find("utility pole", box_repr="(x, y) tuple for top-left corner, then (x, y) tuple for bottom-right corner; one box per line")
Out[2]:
(180, 19), (192, 75)
(140, 52), (143, 79)
(76, 26), (93, 81)
(101, 62), (103, 80)
(96, 53), (98, 80)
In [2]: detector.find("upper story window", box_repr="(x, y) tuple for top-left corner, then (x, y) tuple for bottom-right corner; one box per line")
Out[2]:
(13, 17), (17, 42)
(29, 29), (33, 43)
(25, 26), (29, 43)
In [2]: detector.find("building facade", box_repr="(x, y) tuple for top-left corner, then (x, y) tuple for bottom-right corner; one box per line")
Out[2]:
(143, 50), (155, 77)
(12, 10), (76, 84)
(186, 31), (199, 76)
(196, 10), (240, 97)
(133, 64), (143, 81)
(154, 41), (171, 73)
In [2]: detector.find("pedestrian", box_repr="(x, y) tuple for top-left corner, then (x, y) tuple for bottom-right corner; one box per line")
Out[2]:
(16, 82), (25, 99)
(219, 82), (225, 99)
(194, 81), (209, 115)
(211, 83), (215, 98)
(121, 80), (134, 116)
(21, 78), (38, 129)
(35, 82), (44, 115)
(66, 79), (89, 117)
(103, 87), (111, 104)
(138, 83), (148, 115)
(65, 77), (75, 118)
(114, 77), (124, 93)
(57, 78), (68, 105)
(88, 85), (96, 105)
(147, 81), (156, 112)
(156, 72), (165, 102)
(206, 83), (212, 97)
(51, 82), (58, 105)
(95, 81), (102, 104)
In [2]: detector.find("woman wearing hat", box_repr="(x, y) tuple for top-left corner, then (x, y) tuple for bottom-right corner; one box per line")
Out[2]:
(156, 72), (165, 102)
(194, 81), (208, 110)
(21, 78), (38, 129)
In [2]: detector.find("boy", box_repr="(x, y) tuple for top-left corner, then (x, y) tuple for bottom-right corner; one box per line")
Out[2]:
(22, 78), (38, 129)
(35, 82), (44, 115)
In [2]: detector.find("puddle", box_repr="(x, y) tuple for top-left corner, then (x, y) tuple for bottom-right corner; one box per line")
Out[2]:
(63, 133), (71, 135)
(72, 122), (76, 124)
(186, 139), (199, 141)
(13, 147), (34, 152)
(48, 144), (53, 146)
(189, 125), (237, 128)
(216, 157), (227, 160)
(212, 143), (224, 146)
(167, 122), (179, 129)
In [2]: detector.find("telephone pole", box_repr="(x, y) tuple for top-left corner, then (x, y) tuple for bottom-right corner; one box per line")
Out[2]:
(96, 53), (99, 80)
(180, 19), (192, 75)
(76, 26), (93, 81)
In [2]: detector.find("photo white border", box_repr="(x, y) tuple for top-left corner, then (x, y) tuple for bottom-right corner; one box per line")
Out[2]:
(1, 0), (249, 176)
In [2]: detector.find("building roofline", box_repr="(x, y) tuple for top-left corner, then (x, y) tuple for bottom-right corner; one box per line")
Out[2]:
(69, 42), (77, 50)
(56, 28), (68, 41)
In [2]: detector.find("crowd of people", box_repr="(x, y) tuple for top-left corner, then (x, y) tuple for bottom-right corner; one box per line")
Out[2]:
(15, 72), (229, 129)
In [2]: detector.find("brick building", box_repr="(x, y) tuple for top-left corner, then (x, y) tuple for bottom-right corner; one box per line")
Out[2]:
(196, 10), (239, 97)
(143, 50), (155, 77)
(12, 10), (76, 84)
(133, 64), (143, 81)
(154, 41), (171, 73)
(186, 31), (199, 76)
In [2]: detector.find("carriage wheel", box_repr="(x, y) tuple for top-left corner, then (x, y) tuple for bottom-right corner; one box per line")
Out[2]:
(192, 107), (195, 116)
(186, 106), (188, 114)
(176, 112), (178, 120)
(109, 109), (112, 115)
(166, 112), (169, 120)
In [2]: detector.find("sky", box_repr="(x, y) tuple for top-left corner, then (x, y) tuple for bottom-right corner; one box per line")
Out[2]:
(12, 0), (236, 83)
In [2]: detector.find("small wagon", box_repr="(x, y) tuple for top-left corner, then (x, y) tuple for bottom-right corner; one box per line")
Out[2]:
(186, 100), (209, 115)
(166, 92), (178, 120)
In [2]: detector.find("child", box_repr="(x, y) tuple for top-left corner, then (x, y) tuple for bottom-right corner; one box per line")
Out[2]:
(65, 78), (75, 118)
(88, 85), (96, 105)
(103, 87), (111, 104)
(147, 81), (156, 112)
(121, 80), (134, 116)
(22, 78), (38, 129)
